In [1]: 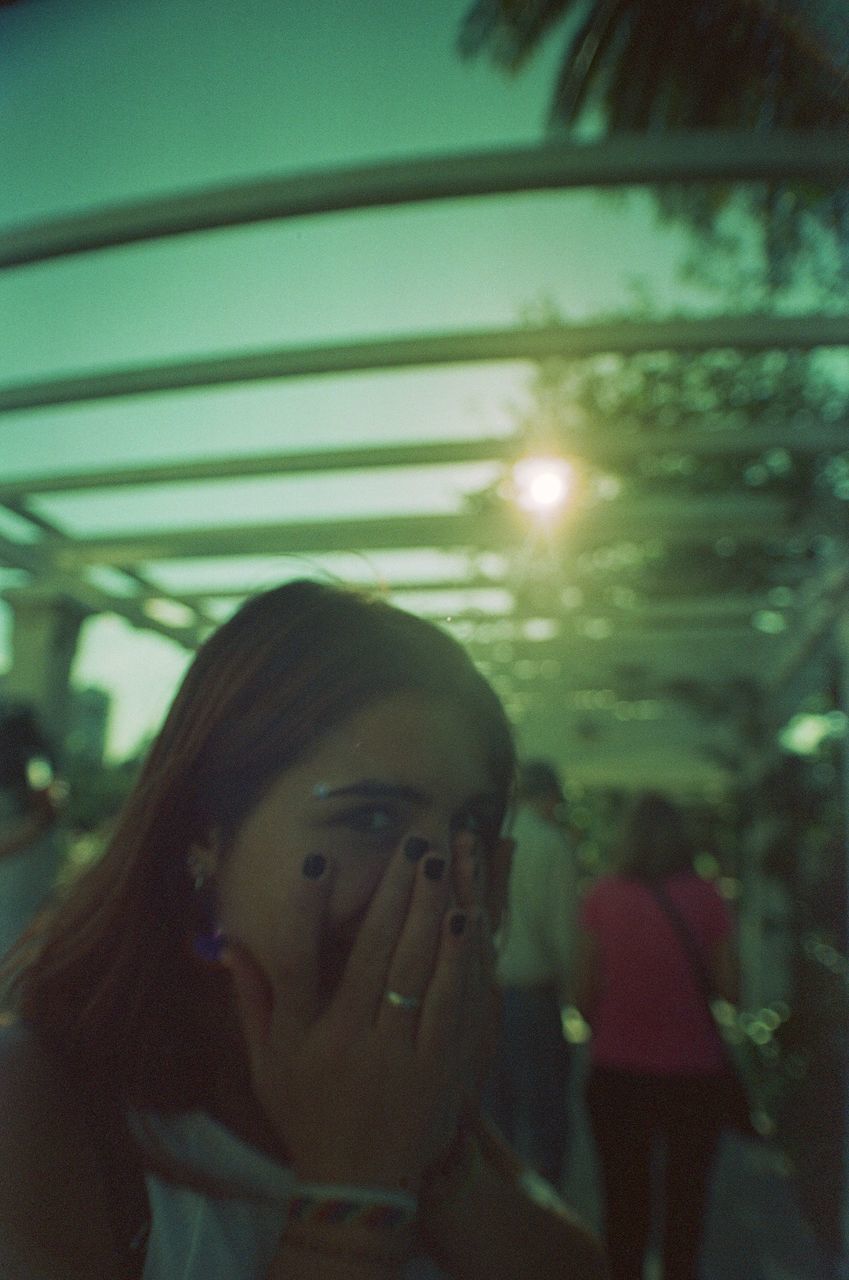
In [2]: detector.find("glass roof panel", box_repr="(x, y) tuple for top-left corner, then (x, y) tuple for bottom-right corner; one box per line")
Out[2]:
(390, 587), (514, 617)
(1, 365), (526, 480)
(30, 462), (503, 535)
(4, 0), (841, 787)
(140, 549), (507, 594)
(0, 191), (697, 383)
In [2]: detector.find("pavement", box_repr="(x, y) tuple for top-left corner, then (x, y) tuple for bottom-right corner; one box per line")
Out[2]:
(560, 1046), (842, 1280)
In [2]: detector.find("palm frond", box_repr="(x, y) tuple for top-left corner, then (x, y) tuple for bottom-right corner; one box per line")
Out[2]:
(548, 0), (632, 125)
(458, 0), (575, 72)
(461, 0), (849, 130)
(461, 0), (849, 285)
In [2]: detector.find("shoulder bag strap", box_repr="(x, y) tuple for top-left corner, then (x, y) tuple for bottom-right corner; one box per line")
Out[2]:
(645, 880), (728, 1054)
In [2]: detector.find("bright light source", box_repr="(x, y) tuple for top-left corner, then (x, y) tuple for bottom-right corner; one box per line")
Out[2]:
(512, 456), (574, 514)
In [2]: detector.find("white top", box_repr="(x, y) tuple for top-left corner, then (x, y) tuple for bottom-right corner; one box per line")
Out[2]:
(495, 806), (577, 989)
(131, 1110), (445, 1280)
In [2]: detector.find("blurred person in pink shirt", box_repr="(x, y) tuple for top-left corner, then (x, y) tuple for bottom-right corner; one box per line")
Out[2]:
(576, 792), (739, 1280)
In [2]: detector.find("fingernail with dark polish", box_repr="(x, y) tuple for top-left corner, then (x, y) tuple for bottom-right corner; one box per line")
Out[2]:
(424, 856), (446, 881)
(302, 853), (327, 880)
(450, 912), (467, 936)
(404, 835), (429, 863)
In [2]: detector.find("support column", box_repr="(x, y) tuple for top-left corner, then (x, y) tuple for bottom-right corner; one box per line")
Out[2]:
(2, 588), (90, 756)
(837, 612), (849, 1280)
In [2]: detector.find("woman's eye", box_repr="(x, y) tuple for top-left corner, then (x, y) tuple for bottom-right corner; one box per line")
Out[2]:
(335, 804), (402, 839)
(453, 808), (499, 851)
(454, 810), (488, 837)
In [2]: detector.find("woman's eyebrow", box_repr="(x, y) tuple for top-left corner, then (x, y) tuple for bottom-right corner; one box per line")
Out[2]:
(316, 780), (430, 803)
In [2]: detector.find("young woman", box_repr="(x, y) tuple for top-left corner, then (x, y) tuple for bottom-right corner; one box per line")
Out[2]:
(575, 792), (739, 1280)
(0, 580), (606, 1280)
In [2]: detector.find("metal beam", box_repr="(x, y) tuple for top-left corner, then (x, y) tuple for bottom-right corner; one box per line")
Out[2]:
(2, 421), (846, 497)
(0, 501), (222, 637)
(49, 513), (506, 565)
(463, 631), (770, 678)
(0, 534), (202, 648)
(2, 316), (848, 415)
(2, 132), (847, 269)
(174, 582), (786, 617)
(766, 551), (849, 694)
(45, 493), (790, 567)
(0, 497), (219, 632)
(416, 593), (790, 624)
(0, 439), (510, 495)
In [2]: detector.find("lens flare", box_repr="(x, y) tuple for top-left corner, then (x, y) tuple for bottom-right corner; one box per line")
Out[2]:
(512, 456), (574, 514)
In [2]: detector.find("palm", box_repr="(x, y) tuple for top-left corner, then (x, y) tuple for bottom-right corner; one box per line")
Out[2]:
(459, 0), (849, 130)
(459, 0), (849, 284)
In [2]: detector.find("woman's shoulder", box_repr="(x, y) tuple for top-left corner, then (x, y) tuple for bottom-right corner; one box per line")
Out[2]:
(666, 869), (729, 906)
(0, 1021), (120, 1276)
(666, 870), (733, 930)
(581, 873), (635, 907)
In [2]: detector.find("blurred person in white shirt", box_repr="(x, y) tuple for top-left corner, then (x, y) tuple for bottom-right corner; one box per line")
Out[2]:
(485, 760), (577, 1189)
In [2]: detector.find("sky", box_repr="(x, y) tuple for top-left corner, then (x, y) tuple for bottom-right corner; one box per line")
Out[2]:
(0, 0), (703, 758)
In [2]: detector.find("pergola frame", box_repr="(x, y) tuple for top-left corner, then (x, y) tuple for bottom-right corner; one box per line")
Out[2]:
(2, 130), (848, 786)
(2, 130), (847, 268)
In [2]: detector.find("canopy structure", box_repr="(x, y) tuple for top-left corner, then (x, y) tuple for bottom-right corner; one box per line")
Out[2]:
(2, 132), (849, 790)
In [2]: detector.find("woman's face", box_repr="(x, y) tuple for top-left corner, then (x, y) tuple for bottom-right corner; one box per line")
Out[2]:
(207, 690), (502, 991)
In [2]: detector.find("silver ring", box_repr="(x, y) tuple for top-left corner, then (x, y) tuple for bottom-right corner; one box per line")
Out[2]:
(384, 989), (422, 1011)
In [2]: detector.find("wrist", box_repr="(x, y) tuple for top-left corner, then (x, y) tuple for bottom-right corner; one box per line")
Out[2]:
(292, 1163), (423, 1197)
(277, 1180), (417, 1276)
(288, 1181), (418, 1231)
(278, 1226), (410, 1276)
(421, 1116), (480, 1209)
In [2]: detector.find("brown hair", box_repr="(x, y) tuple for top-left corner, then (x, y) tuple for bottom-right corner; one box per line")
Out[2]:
(614, 791), (695, 883)
(6, 580), (515, 1108)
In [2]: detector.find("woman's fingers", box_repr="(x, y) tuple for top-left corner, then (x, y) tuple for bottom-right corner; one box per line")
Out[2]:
(335, 834), (428, 1024)
(338, 828), (496, 1037)
(375, 828), (480, 1032)
(485, 836), (515, 932)
(377, 849), (453, 1032)
(417, 906), (476, 1057)
(451, 830), (481, 912)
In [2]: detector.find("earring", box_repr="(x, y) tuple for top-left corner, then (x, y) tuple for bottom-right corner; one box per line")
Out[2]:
(187, 854), (226, 963)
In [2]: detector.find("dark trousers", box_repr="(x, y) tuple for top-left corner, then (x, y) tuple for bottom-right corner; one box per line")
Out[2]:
(586, 1066), (724, 1280)
(485, 984), (572, 1186)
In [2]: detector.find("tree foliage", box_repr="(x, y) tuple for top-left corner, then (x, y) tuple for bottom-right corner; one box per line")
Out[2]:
(459, 0), (849, 286)
(469, 329), (849, 717)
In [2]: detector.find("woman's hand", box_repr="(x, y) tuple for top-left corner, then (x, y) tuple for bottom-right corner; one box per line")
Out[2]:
(222, 832), (491, 1192)
(451, 831), (514, 1099)
(419, 1109), (609, 1280)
